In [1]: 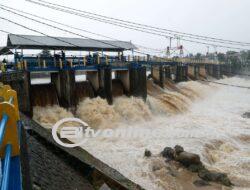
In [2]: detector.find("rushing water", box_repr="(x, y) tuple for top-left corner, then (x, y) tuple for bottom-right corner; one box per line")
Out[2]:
(33, 77), (250, 190)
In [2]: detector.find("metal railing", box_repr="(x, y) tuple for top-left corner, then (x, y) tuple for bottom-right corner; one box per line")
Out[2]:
(0, 84), (21, 190)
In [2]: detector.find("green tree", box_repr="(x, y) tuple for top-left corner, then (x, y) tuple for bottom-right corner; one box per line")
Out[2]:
(217, 53), (226, 62)
(39, 49), (52, 57)
(195, 53), (202, 59)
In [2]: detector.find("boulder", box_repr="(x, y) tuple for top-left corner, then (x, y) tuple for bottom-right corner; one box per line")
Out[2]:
(144, 149), (152, 157)
(161, 147), (175, 159)
(174, 145), (184, 155)
(198, 169), (233, 186)
(188, 164), (205, 173)
(242, 112), (250, 118)
(175, 151), (201, 167)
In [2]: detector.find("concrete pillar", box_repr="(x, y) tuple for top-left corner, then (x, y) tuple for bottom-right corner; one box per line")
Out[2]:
(206, 64), (213, 76)
(98, 66), (113, 105)
(51, 72), (61, 99)
(164, 65), (171, 80)
(151, 65), (164, 88)
(213, 64), (221, 79)
(176, 65), (181, 82)
(22, 71), (32, 117)
(183, 65), (188, 81)
(129, 65), (147, 101)
(194, 65), (200, 79)
(51, 70), (76, 108)
(176, 65), (187, 82)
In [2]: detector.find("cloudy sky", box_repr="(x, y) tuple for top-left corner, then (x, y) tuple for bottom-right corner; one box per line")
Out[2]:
(0, 0), (250, 56)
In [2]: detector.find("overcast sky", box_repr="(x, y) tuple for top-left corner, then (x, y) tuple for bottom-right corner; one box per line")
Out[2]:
(1, 0), (250, 56)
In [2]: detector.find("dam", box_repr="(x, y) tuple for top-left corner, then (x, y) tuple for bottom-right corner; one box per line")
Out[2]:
(0, 33), (250, 190)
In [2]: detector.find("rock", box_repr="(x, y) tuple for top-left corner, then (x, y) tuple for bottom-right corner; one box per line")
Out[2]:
(144, 149), (152, 157)
(175, 151), (201, 167)
(174, 145), (184, 155)
(193, 179), (210, 187)
(188, 163), (205, 173)
(161, 147), (175, 159)
(242, 112), (250, 118)
(198, 169), (233, 186)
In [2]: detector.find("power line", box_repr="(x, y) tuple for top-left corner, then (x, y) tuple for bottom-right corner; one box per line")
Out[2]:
(0, 4), (160, 55)
(0, 17), (89, 49)
(23, 0), (250, 50)
(0, 12), (150, 56)
(19, 2), (175, 39)
(0, 7), (144, 54)
(24, 0), (175, 38)
(134, 44), (166, 53)
(26, 0), (250, 47)
(0, 4), (118, 41)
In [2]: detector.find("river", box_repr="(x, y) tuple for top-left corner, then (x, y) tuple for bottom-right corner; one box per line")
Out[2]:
(33, 76), (250, 190)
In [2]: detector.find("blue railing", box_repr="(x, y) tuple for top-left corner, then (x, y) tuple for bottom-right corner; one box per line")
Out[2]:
(0, 85), (22, 190)
(1, 144), (12, 190)
(0, 115), (8, 146)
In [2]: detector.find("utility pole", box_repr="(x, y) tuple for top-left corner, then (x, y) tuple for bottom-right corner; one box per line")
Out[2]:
(213, 46), (218, 64)
(166, 37), (172, 58)
(206, 46), (210, 56)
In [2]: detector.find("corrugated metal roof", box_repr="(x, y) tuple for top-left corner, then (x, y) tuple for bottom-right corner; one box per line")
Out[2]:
(0, 46), (13, 55)
(7, 34), (136, 51)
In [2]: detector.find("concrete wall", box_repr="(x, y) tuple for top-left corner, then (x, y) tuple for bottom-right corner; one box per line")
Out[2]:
(129, 66), (147, 101)
(20, 114), (143, 190)
(22, 129), (94, 190)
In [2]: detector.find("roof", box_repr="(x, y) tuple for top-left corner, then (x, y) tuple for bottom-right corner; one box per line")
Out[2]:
(7, 34), (136, 52)
(0, 47), (13, 55)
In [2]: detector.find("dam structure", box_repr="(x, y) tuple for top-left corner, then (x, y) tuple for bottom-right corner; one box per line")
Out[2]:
(0, 34), (249, 190)
(2, 34), (148, 115)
